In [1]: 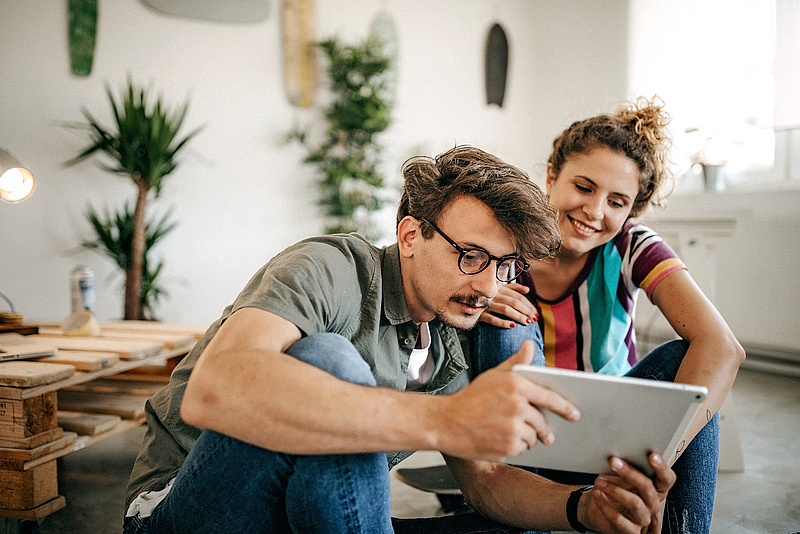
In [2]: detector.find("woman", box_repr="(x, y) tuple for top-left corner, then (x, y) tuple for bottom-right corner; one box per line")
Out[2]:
(473, 97), (745, 533)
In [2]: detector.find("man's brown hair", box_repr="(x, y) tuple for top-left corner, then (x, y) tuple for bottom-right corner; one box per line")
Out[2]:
(397, 145), (560, 262)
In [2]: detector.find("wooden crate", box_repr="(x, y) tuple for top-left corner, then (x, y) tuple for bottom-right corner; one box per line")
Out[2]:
(0, 392), (57, 438)
(0, 460), (58, 509)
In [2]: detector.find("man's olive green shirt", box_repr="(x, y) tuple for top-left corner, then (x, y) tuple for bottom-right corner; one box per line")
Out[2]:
(125, 234), (471, 508)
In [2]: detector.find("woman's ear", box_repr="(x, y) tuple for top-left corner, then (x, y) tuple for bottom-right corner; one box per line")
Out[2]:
(545, 163), (557, 195)
(397, 216), (420, 258)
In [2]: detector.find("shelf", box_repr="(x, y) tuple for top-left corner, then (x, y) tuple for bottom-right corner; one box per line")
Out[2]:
(23, 418), (146, 471)
(0, 343), (192, 401)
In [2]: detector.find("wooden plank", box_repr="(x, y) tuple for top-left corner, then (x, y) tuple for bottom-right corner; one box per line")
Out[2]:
(36, 326), (195, 350)
(0, 393), (57, 438)
(20, 419), (143, 471)
(0, 427), (63, 449)
(0, 495), (65, 521)
(103, 331), (195, 349)
(33, 351), (119, 371)
(0, 460), (57, 509)
(0, 324), (39, 335)
(0, 334), (58, 362)
(57, 411), (120, 436)
(57, 390), (146, 420)
(0, 344), (191, 401)
(0, 432), (77, 462)
(0, 363), (75, 388)
(26, 335), (163, 360)
(64, 378), (164, 397)
(100, 320), (207, 339)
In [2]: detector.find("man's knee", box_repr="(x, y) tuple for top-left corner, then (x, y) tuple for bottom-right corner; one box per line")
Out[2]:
(285, 333), (376, 386)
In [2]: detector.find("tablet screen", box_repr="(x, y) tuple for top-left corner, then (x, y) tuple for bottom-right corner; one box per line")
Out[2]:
(507, 364), (707, 476)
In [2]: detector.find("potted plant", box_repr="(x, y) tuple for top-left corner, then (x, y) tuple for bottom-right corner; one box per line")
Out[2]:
(289, 36), (393, 241)
(65, 79), (201, 320)
(82, 203), (176, 320)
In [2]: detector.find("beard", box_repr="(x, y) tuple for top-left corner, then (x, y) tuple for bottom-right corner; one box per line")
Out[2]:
(434, 293), (492, 330)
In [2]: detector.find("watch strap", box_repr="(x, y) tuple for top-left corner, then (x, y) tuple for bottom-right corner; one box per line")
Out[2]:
(566, 485), (593, 533)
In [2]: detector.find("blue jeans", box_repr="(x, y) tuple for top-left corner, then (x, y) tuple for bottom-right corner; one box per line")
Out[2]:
(471, 322), (720, 534)
(124, 333), (535, 534)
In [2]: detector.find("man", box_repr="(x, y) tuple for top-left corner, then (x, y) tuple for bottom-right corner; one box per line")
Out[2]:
(124, 146), (675, 533)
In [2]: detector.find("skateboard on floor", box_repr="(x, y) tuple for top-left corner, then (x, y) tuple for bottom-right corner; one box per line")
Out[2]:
(394, 464), (469, 514)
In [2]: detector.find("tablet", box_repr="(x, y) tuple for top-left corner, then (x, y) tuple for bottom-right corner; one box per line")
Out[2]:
(506, 364), (707, 476)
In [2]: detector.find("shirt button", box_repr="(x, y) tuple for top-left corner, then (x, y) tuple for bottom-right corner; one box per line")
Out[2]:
(404, 338), (412, 345)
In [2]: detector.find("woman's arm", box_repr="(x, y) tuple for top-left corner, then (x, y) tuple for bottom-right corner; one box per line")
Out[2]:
(650, 269), (746, 447)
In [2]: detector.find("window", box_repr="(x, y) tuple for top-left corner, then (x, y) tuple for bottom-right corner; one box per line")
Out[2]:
(629, 0), (799, 189)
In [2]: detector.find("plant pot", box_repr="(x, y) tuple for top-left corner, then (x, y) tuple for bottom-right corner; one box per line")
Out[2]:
(701, 164), (725, 191)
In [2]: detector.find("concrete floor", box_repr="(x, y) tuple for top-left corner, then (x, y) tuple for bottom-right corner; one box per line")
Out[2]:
(13, 367), (800, 533)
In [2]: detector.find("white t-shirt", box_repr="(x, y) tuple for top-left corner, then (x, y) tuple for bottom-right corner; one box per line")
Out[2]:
(406, 322), (435, 391)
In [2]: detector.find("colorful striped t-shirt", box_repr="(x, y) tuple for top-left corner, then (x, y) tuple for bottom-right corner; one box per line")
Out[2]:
(518, 222), (686, 375)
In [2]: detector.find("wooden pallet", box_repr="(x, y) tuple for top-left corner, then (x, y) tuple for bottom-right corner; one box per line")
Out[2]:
(25, 336), (163, 360)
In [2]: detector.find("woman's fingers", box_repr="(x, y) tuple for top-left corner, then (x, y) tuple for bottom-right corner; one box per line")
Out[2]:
(584, 455), (675, 533)
(480, 284), (538, 327)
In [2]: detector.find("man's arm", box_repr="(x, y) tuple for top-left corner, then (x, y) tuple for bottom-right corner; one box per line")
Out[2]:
(446, 453), (675, 533)
(181, 307), (579, 459)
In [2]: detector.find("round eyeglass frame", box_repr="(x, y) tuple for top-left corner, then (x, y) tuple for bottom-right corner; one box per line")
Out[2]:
(421, 219), (529, 282)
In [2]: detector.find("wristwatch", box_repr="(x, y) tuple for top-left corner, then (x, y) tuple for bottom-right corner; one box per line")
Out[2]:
(566, 485), (593, 533)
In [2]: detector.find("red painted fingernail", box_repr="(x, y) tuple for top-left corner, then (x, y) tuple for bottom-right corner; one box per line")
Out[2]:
(532, 311), (539, 322)
(526, 318), (532, 325)
(509, 322), (515, 328)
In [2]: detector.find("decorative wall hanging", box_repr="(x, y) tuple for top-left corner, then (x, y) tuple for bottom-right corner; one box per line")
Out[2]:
(139, 0), (270, 24)
(68, 0), (98, 77)
(280, 0), (318, 108)
(369, 10), (399, 101)
(485, 23), (509, 107)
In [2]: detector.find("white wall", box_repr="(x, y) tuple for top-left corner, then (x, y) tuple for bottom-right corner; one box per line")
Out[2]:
(0, 0), (630, 325)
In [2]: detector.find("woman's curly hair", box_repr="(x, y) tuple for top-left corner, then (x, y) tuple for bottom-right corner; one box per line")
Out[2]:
(549, 96), (674, 217)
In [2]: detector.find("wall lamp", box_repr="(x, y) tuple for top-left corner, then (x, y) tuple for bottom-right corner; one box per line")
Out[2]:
(0, 148), (36, 203)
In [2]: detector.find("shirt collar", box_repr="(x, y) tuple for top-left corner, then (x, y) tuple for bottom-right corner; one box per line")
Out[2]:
(381, 243), (414, 325)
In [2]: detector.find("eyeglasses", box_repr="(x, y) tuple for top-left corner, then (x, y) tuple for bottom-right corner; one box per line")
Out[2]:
(421, 219), (529, 282)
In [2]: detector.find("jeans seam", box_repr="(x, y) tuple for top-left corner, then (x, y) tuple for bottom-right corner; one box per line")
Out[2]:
(336, 455), (362, 532)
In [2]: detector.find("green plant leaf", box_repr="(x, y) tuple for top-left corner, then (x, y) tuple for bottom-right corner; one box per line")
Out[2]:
(286, 36), (393, 241)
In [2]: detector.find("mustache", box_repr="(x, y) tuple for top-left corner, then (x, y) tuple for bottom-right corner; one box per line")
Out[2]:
(450, 294), (492, 309)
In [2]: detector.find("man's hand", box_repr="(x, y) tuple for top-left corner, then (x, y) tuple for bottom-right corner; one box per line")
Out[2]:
(436, 340), (580, 461)
(480, 283), (538, 328)
(581, 453), (676, 534)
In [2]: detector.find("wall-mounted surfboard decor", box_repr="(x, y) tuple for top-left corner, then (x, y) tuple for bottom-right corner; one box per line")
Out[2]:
(68, 0), (98, 77)
(281, 0), (318, 108)
(139, 0), (270, 23)
(369, 10), (399, 101)
(485, 23), (509, 107)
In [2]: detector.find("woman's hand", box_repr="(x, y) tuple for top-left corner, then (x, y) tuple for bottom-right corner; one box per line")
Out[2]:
(480, 283), (538, 328)
(582, 453), (675, 534)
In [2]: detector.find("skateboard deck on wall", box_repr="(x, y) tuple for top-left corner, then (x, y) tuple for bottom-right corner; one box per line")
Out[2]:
(68, 0), (98, 77)
(369, 10), (399, 101)
(485, 23), (509, 107)
(281, 0), (318, 108)
(139, 0), (270, 23)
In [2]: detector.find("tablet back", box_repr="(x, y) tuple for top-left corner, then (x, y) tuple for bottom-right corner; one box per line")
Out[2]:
(507, 364), (707, 476)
